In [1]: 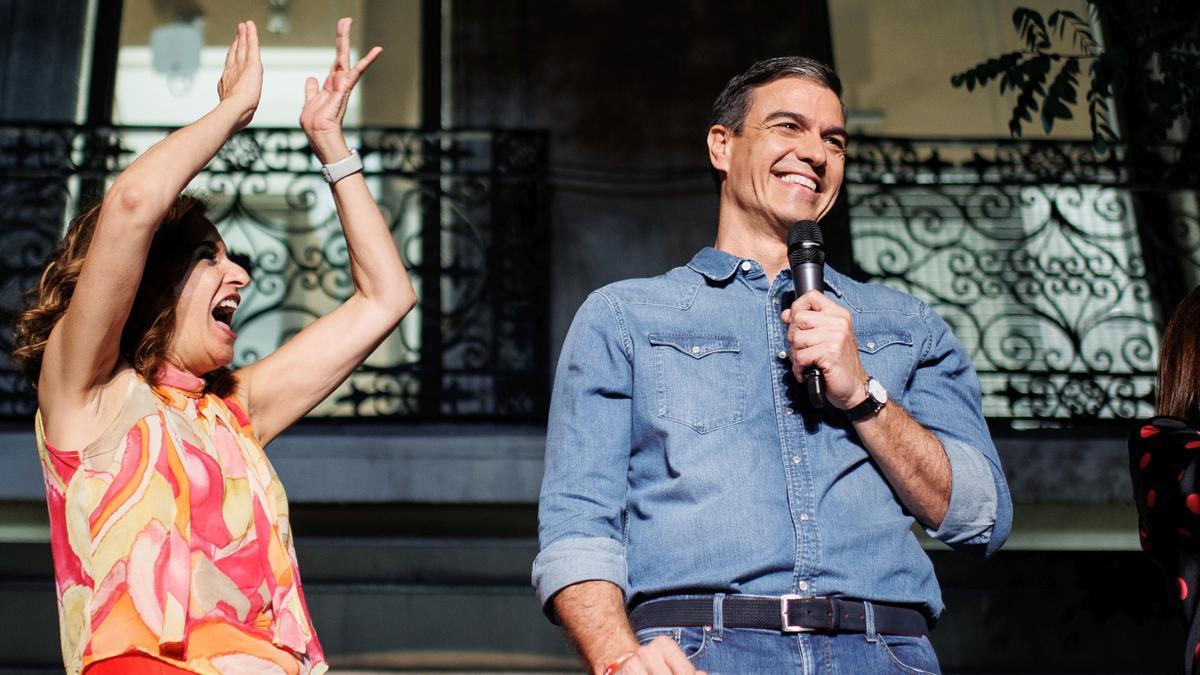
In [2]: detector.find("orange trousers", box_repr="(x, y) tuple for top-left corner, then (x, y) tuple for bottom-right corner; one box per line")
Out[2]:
(84, 655), (194, 675)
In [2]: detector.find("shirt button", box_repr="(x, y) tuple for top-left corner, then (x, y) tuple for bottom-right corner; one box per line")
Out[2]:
(867, 341), (876, 350)
(741, 261), (752, 272)
(798, 580), (810, 592)
(791, 455), (801, 464)
(691, 345), (701, 354)
(785, 407), (794, 415)
(799, 512), (810, 521)
(777, 351), (788, 360)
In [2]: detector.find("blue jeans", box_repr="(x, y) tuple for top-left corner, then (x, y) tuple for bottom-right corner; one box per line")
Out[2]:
(634, 599), (941, 674)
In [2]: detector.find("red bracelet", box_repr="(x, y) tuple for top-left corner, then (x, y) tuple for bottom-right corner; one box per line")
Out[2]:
(602, 652), (635, 675)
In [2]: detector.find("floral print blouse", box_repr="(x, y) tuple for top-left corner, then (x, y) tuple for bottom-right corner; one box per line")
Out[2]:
(35, 366), (325, 675)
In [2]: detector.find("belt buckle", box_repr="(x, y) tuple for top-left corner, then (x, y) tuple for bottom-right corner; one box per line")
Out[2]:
(780, 594), (814, 633)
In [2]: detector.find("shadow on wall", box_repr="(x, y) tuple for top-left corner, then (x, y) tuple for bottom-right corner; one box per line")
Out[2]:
(449, 1), (838, 356)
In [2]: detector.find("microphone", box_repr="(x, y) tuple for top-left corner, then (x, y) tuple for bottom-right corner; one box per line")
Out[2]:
(788, 220), (825, 408)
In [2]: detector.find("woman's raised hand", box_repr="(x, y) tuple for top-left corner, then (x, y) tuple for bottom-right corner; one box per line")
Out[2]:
(234, 17), (412, 446)
(217, 21), (263, 131)
(300, 17), (383, 161)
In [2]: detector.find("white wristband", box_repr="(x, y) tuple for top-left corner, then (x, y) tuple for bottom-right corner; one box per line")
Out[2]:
(320, 149), (363, 184)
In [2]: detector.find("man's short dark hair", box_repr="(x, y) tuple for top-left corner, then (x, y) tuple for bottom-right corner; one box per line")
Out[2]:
(711, 56), (843, 132)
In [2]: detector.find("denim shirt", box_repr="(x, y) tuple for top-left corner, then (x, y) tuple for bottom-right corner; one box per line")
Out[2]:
(533, 247), (1012, 619)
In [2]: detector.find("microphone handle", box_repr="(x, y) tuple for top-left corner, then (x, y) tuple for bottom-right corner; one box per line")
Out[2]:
(804, 367), (825, 408)
(794, 265), (823, 296)
(792, 262), (825, 409)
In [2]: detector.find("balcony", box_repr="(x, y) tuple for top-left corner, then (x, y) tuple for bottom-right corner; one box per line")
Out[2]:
(845, 136), (1198, 426)
(0, 123), (550, 422)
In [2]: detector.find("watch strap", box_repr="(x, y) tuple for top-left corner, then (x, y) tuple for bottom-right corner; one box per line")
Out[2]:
(844, 378), (886, 422)
(320, 149), (363, 184)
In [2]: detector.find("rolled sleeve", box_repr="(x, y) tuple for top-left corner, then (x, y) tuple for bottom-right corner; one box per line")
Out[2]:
(907, 305), (1012, 559)
(925, 437), (998, 545)
(531, 536), (629, 610)
(535, 292), (635, 615)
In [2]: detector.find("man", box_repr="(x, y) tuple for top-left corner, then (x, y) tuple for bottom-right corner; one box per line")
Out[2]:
(533, 57), (1011, 674)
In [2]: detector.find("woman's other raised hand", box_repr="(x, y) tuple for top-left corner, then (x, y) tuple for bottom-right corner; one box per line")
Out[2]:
(300, 17), (383, 162)
(233, 16), (414, 446)
(217, 20), (263, 131)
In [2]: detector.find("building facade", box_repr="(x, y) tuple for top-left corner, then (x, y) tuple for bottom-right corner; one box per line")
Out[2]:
(0, 0), (1193, 671)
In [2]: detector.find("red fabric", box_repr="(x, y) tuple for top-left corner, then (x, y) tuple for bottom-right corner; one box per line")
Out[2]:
(84, 654), (194, 675)
(1130, 416), (1200, 674)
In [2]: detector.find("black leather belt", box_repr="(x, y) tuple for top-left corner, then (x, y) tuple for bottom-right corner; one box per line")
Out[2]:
(630, 596), (929, 637)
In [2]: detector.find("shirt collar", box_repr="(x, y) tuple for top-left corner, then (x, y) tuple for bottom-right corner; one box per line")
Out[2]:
(686, 246), (845, 296)
(686, 247), (741, 282)
(153, 363), (207, 400)
(822, 264), (846, 297)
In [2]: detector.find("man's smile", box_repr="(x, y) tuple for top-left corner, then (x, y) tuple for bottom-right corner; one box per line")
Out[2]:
(774, 172), (819, 191)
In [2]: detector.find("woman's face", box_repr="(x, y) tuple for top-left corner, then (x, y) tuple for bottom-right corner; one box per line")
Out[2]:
(166, 221), (250, 375)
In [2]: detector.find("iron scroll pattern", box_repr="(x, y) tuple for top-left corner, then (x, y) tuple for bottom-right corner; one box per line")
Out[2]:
(845, 138), (1198, 425)
(0, 124), (549, 421)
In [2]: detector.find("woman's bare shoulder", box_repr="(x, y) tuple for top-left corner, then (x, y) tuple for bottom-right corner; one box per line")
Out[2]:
(39, 366), (140, 452)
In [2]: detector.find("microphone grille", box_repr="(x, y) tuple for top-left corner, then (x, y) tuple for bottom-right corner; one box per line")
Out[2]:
(787, 220), (825, 266)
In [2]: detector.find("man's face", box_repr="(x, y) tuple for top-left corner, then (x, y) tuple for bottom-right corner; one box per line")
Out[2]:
(709, 77), (847, 234)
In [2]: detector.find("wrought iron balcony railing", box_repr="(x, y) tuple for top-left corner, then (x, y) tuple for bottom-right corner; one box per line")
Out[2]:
(845, 137), (1198, 426)
(0, 125), (1195, 426)
(0, 124), (549, 422)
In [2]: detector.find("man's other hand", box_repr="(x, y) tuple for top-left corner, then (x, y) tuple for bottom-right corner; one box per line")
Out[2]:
(614, 635), (705, 675)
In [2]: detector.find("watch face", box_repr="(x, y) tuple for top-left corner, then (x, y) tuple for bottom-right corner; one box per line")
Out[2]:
(867, 377), (888, 404)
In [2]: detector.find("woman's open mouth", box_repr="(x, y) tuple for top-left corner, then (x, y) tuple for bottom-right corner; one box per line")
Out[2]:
(211, 295), (240, 333)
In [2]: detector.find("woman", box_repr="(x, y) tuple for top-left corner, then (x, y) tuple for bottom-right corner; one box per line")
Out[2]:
(1130, 285), (1200, 674)
(12, 19), (414, 675)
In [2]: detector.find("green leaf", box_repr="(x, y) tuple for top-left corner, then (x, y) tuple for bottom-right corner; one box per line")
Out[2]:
(956, 0), (1199, 146)
(1013, 7), (1052, 51)
(950, 51), (1023, 91)
(1047, 9), (1097, 54)
(1086, 59), (1119, 148)
(1010, 54), (1051, 137)
(1000, 69), (1023, 94)
(1041, 58), (1080, 133)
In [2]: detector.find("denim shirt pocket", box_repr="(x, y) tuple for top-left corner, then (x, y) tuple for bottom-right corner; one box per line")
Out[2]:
(648, 333), (746, 434)
(856, 329), (914, 395)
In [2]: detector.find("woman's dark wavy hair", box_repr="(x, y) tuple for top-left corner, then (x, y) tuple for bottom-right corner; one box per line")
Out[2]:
(1158, 286), (1200, 425)
(12, 194), (236, 396)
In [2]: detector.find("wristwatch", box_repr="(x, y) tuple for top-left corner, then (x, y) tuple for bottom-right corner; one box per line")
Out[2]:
(320, 149), (364, 184)
(844, 376), (888, 422)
